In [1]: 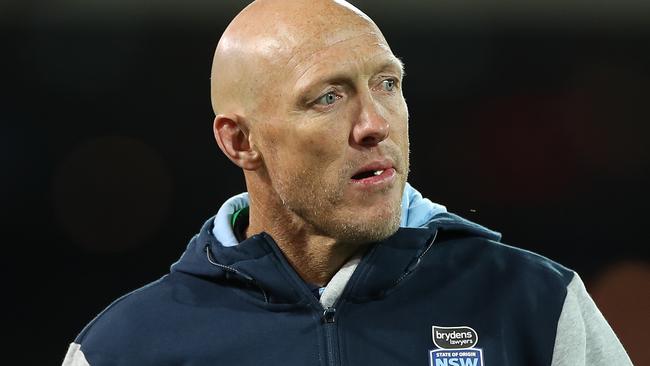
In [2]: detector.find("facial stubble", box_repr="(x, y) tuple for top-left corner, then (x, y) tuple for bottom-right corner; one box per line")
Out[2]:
(272, 148), (409, 245)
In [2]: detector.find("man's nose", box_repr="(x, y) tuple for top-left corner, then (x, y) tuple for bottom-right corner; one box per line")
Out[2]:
(351, 95), (390, 147)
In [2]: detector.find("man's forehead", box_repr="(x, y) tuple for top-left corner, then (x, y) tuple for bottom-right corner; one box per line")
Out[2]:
(287, 30), (393, 73)
(292, 43), (402, 93)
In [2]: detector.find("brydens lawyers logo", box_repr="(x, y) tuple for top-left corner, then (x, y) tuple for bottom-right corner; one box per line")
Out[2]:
(429, 326), (484, 366)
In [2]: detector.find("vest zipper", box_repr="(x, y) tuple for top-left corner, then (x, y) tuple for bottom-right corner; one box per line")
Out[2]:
(322, 307), (337, 366)
(260, 233), (379, 366)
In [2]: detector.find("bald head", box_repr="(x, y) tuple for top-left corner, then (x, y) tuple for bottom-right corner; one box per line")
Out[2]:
(210, 0), (388, 118)
(211, 0), (410, 255)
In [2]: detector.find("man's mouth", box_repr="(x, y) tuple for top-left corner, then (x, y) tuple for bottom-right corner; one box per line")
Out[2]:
(349, 160), (397, 188)
(351, 169), (385, 180)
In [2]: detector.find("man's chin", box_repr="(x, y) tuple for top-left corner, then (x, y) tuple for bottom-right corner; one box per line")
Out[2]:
(333, 216), (401, 244)
(334, 198), (403, 244)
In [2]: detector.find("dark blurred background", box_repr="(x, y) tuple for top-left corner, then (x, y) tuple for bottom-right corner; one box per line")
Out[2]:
(2, 0), (648, 364)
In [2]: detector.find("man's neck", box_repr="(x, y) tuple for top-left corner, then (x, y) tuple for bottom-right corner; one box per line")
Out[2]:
(245, 196), (367, 287)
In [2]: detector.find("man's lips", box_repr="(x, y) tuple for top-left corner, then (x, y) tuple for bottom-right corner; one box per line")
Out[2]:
(350, 160), (395, 180)
(348, 159), (398, 188)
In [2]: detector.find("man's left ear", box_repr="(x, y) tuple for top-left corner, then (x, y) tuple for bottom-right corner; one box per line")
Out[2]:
(213, 114), (262, 170)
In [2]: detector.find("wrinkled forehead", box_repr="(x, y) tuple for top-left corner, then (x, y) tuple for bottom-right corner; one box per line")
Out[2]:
(288, 28), (390, 68)
(291, 35), (399, 93)
(267, 20), (393, 83)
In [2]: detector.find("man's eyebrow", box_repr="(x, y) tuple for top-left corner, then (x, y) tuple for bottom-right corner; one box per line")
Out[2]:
(387, 57), (406, 78)
(369, 56), (406, 80)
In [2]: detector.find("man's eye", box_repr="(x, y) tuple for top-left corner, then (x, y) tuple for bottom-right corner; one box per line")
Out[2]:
(316, 92), (339, 106)
(381, 79), (396, 92)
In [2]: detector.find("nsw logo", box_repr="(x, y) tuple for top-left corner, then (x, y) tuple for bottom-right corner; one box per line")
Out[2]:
(429, 349), (483, 366)
(429, 326), (483, 366)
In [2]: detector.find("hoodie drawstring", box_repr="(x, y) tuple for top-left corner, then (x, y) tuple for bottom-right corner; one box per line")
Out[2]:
(204, 244), (270, 303)
(388, 229), (439, 292)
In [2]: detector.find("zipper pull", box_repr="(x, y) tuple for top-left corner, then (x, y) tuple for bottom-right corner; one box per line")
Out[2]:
(322, 307), (336, 323)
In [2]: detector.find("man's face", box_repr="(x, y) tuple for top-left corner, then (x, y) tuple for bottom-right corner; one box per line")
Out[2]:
(251, 23), (409, 244)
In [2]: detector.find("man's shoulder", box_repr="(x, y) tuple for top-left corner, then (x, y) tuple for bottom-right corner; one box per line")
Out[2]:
(431, 228), (576, 291)
(74, 275), (175, 344)
(68, 271), (233, 364)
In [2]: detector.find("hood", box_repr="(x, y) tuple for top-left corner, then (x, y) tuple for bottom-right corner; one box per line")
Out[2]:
(211, 183), (455, 247)
(170, 183), (501, 304)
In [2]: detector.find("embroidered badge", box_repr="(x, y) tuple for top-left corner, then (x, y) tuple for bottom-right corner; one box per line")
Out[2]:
(429, 326), (484, 366)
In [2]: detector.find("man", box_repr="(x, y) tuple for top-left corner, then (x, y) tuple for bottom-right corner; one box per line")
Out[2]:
(63, 1), (632, 365)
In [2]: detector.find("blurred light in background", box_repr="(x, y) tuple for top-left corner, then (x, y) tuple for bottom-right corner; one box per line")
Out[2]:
(52, 136), (172, 252)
